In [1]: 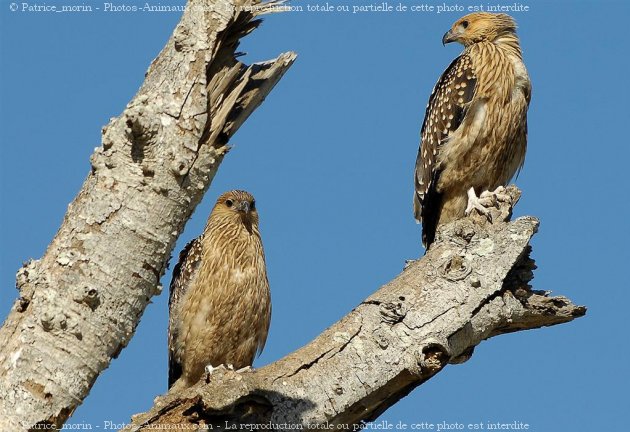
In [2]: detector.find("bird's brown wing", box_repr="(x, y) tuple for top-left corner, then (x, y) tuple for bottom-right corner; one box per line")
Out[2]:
(414, 54), (477, 247)
(168, 237), (203, 388)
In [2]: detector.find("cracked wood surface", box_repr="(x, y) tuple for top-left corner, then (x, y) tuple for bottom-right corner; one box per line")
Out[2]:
(126, 186), (586, 430)
(0, 1), (295, 430)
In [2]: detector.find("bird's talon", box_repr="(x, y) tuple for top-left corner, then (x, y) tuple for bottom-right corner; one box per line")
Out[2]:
(465, 187), (494, 221)
(465, 205), (489, 217)
(494, 193), (511, 203)
(483, 187), (510, 203)
(478, 196), (496, 207)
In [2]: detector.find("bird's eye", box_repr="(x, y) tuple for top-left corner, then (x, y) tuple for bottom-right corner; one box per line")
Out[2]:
(250, 200), (256, 210)
(461, 20), (469, 29)
(225, 199), (233, 208)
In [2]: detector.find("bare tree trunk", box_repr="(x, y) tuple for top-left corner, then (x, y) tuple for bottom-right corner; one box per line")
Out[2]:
(125, 186), (585, 430)
(0, 1), (295, 430)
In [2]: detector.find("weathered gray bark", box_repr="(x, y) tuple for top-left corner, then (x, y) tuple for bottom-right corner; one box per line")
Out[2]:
(0, 1), (295, 430)
(126, 186), (585, 431)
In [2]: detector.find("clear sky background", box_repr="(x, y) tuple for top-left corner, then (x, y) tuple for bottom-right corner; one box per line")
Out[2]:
(1, 0), (628, 430)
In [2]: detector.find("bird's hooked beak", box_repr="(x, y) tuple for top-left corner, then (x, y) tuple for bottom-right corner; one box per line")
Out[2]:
(236, 201), (251, 214)
(442, 29), (459, 46)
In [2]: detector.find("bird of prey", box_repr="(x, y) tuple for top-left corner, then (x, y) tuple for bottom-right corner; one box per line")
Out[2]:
(168, 190), (271, 389)
(413, 13), (531, 247)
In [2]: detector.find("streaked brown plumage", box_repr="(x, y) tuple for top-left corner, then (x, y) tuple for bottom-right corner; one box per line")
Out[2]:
(168, 190), (271, 389)
(414, 13), (531, 247)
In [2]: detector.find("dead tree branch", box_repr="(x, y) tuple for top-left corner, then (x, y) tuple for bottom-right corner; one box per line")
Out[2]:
(0, 1), (295, 430)
(126, 186), (586, 430)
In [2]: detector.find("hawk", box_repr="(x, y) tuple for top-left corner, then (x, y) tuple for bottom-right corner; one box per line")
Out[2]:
(413, 13), (531, 247)
(168, 190), (271, 389)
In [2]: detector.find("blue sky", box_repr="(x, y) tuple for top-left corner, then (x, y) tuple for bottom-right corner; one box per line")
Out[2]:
(1, 0), (628, 429)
